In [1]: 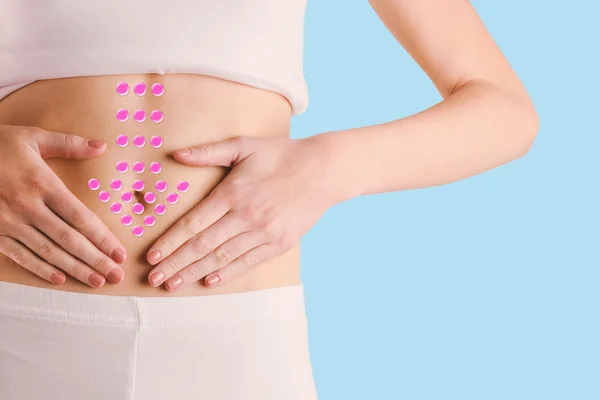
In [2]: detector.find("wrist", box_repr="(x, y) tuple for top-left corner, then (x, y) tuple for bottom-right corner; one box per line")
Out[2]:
(299, 132), (360, 205)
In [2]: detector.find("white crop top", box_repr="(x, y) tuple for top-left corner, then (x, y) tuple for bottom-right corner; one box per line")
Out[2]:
(0, 0), (309, 115)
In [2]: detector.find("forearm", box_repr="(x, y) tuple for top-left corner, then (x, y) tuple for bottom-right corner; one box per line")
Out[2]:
(312, 79), (539, 203)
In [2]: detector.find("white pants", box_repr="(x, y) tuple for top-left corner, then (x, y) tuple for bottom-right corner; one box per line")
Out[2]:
(0, 281), (318, 400)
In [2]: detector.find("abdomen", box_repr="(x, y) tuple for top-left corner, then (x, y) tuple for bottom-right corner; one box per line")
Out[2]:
(0, 73), (301, 296)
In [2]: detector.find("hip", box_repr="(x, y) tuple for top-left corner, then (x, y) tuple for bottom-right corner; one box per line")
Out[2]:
(0, 280), (318, 399)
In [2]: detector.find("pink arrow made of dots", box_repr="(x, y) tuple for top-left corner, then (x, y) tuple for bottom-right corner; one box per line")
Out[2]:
(87, 82), (190, 237)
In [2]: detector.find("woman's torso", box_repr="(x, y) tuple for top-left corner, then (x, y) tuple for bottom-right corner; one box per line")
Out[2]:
(0, 73), (301, 296)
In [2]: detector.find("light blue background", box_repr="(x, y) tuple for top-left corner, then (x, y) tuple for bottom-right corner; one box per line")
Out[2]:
(293, 1), (599, 399)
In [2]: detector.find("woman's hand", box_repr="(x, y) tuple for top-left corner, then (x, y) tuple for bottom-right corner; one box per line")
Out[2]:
(146, 135), (336, 291)
(0, 125), (127, 287)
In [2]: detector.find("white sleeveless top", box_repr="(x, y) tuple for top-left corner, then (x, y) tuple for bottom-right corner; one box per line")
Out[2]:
(0, 0), (309, 115)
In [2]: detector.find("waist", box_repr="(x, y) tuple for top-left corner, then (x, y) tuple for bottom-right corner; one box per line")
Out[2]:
(0, 73), (301, 296)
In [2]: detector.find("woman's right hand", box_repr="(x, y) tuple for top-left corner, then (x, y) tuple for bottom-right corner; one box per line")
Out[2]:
(0, 125), (127, 288)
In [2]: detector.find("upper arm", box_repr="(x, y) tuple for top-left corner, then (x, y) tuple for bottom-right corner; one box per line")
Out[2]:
(368, 0), (528, 98)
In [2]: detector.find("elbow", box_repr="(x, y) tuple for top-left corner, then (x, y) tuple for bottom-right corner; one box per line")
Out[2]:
(514, 96), (539, 159)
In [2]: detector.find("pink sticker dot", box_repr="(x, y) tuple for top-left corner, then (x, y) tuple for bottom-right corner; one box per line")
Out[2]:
(132, 180), (145, 191)
(133, 161), (146, 174)
(116, 109), (129, 122)
(151, 83), (164, 97)
(133, 83), (146, 96)
(144, 215), (156, 227)
(132, 226), (144, 237)
(144, 192), (157, 204)
(132, 203), (145, 215)
(98, 191), (111, 203)
(166, 193), (179, 205)
(116, 82), (129, 96)
(121, 192), (134, 203)
(133, 109), (146, 123)
(88, 178), (100, 191)
(155, 180), (167, 192)
(121, 215), (133, 226)
(133, 135), (146, 148)
(149, 162), (162, 174)
(150, 110), (163, 123)
(110, 179), (123, 191)
(110, 202), (123, 214)
(154, 203), (167, 215)
(116, 135), (129, 147)
(177, 181), (190, 193)
(150, 136), (163, 149)
(116, 161), (129, 173)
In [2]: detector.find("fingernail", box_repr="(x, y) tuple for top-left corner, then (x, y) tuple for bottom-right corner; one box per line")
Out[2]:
(147, 250), (161, 264)
(89, 272), (105, 288)
(50, 272), (66, 285)
(107, 269), (124, 284)
(111, 248), (127, 264)
(149, 272), (165, 287)
(88, 140), (106, 149)
(206, 275), (220, 287)
(167, 276), (183, 291)
(174, 148), (191, 156)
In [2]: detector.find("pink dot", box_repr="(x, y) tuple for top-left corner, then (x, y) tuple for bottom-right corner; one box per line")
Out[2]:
(133, 109), (146, 123)
(166, 193), (179, 205)
(133, 161), (145, 174)
(144, 192), (157, 204)
(121, 192), (134, 203)
(155, 203), (167, 215)
(150, 136), (163, 149)
(144, 215), (156, 227)
(155, 180), (167, 192)
(121, 215), (133, 226)
(132, 226), (144, 237)
(132, 203), (145, 215)
(132, 180), (145, 191)
(149, 162), (162, 174)
(116, 135), (129, 147)
(177, 181), (190, 193)
(116, 161), (129, 173)
(116, 82), (129, 96)
(150, 110), (163, 123)
(88, 178), (100, 191)
(151, 83), (164, 96)
(98, 191), (111, 203)
(116, 109), (129, 122)
(133, 83), (146, 96)
(110, 179), (123, 191)
(110, 202), (123, 214)
(133, 135), (146, 148)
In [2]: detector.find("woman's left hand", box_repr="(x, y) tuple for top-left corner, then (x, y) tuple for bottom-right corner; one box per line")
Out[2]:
(145, 135), (336, 291)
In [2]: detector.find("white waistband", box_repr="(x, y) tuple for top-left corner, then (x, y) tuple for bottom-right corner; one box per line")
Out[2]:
(0, 281), (306, 327)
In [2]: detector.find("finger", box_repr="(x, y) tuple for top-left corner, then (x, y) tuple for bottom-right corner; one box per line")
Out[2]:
(0, 235), (66, 285)
(25, 128), (107, 159)
(146, 190), (230, 265)
(15, 224), (113, 288)
(29, 205), (124, 283)
(204, 244), (280, 288)
(147, 213), (246, 287)
(41, 175), (127, 264)
(172, 137), (252, 167)
(163, 232), (266, 291)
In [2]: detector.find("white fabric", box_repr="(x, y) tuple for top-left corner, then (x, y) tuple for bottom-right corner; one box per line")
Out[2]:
(0, 0), (309, 115)
(0, 281), (318, 399)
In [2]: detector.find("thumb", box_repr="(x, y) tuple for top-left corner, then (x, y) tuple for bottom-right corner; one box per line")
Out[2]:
(29, 129), (106, 159)
(173, 137), (252, 167)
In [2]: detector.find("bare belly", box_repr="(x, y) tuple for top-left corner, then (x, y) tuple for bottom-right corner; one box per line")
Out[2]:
(0, 74), (301, 296)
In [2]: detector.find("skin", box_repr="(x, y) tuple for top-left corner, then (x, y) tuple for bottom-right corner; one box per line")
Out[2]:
(0, 0), (538, 295)
(146, 0), (539, 292)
